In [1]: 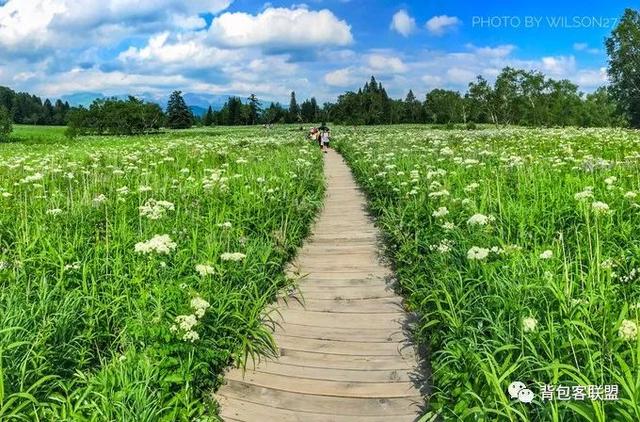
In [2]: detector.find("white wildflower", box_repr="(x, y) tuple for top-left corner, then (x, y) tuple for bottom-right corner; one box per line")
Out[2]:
(467, 213), (490, 226)
(539, 250), (553, 260)
(190, 296), (211, 318)
(467, 246), (490, 261)
(195, 264), (215, 276)
(522, 317), (538, 333)
(591, 201), (611, 214)
(432, 207), (449, 218)
(221, 252), (246, 262)
(134, 234), (177, 255)
(619, 319), (638, 341)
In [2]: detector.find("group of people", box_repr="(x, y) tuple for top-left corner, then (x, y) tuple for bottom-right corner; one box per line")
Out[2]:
(309, 126), (331, 153)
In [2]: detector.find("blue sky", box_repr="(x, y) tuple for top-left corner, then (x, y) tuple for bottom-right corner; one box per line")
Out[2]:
(0, 0), (632, 104)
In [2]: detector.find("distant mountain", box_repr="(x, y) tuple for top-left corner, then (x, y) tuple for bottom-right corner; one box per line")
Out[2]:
(60, 92), (107, 107)
(189, 106), (208, 118)
(60, 92), (278, 114)
(60, 91), (240, 112)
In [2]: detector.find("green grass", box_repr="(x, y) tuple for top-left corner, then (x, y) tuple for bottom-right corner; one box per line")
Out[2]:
(0, 126), (324, 420)
(335, 126), (640, 421)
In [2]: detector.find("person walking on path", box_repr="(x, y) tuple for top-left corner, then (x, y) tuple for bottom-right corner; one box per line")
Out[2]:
(321, 129), (330, 153)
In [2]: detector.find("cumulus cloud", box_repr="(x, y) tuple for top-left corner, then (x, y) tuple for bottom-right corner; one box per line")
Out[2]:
(573, 42), (601, 54)
(208, 7), (353, 49)
(0, 0), (233, 52)
(119, 32), (240, 70)
(324, 68), (358, 87)
(390, 10), (416, 37)
(366, 54), (407, 74)
(425, 15), (461, 36)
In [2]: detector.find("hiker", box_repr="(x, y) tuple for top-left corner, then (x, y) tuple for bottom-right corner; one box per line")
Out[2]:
(321, 129), (330, 153)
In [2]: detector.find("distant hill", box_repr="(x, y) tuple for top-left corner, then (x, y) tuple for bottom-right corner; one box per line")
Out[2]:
(60, 92), (253, 113)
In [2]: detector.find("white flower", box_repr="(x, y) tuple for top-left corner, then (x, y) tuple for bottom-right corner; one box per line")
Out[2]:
(116, 186), (130, 195)
(92, 194), (107, 206)
(134, 234), (177, 255)
(432, 207), (449, 218)
(522, 317), (538, 333)
(539, 250), (553, 259)
(624, 191), (637, 199)
(221, 252), (246, 262)
(619, 319), (638, 341)
(182, 330), (200, 342)
(464, 182), (480, 193)
(138, 185), (153, 193)
(428, 190), (450, 198)
(175, 314), (198, 332)
(467, 213), (490, 226)
(467, 246), (490, 261)
(574, 190), (594, 200)
(604, 176), (617, 185)
(46, 208), (63, 216)
(591, 201), (611, 214)
(217, 221), (233, 229)
(442, 221), (455, 230)
(190, 296), (211, 318)
(139, 199), (175, 220)
(195, 264), (215, 276)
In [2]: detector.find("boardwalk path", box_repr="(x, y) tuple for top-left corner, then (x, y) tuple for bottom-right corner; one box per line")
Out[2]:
(216, 149), (424, 421)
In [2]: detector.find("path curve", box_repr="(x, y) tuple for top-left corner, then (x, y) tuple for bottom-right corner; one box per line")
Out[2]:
(216, 148), (424, 421)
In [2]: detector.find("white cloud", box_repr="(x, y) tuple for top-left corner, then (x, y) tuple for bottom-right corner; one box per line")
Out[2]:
(425, 15), (460, 36)
(367, 54), (407, 73)
(324, 68), (358, 87)
(575, 67), (608, 87)
(119, 32), (240, 69)
(467, 43), (515, 58)
(209, 7), (353, 48)
(0, 0), (233, 51)
(390, 10), (416, 37)
(541, 55), (576, 78)
(446, 67), (475, 84)
(573, 42), (601, 54)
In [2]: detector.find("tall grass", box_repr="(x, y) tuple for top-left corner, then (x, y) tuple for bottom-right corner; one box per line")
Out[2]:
(336, 126), (640, 421)
(0, 127), (323, 420)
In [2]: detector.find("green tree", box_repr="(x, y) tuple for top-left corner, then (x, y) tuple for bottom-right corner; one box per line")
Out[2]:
(0, 105), (12, 141)
(606, 8), (640, 127)
(247, 94), (261, 125)
(166, 90), (193, 129)
(203, 106), (214, 126)
(288, 91), (300, 123)
(424, 89), (464, 124)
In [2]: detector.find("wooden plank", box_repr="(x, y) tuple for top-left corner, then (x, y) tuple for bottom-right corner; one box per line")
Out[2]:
(219, 397), (416, 422)
(224, 371), (418, 398)
(274, 335), (411, 356)
(276, 322), (407, 343)
(217, 382), (422, 416)
(276, 297), (404, 314)
(277, 310), (407, 330)
(275, 349), (415, 370)
(254, 361), (413, 383)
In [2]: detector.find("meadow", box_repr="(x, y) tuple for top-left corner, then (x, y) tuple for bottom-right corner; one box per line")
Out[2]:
(335, 126), (640, 421)
(0, 127), (324, 420)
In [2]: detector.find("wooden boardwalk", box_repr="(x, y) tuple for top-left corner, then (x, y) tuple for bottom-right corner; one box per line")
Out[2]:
(216, 149), (424, 421)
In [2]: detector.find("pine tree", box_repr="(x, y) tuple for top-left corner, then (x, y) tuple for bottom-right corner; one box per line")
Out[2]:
(166, 90), (193, 129)
(203, 106), (214, 126)
(288, 91), (300, 123)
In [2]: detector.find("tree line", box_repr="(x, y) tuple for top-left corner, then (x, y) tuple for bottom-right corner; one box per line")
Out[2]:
(0, 86), (71, 126)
